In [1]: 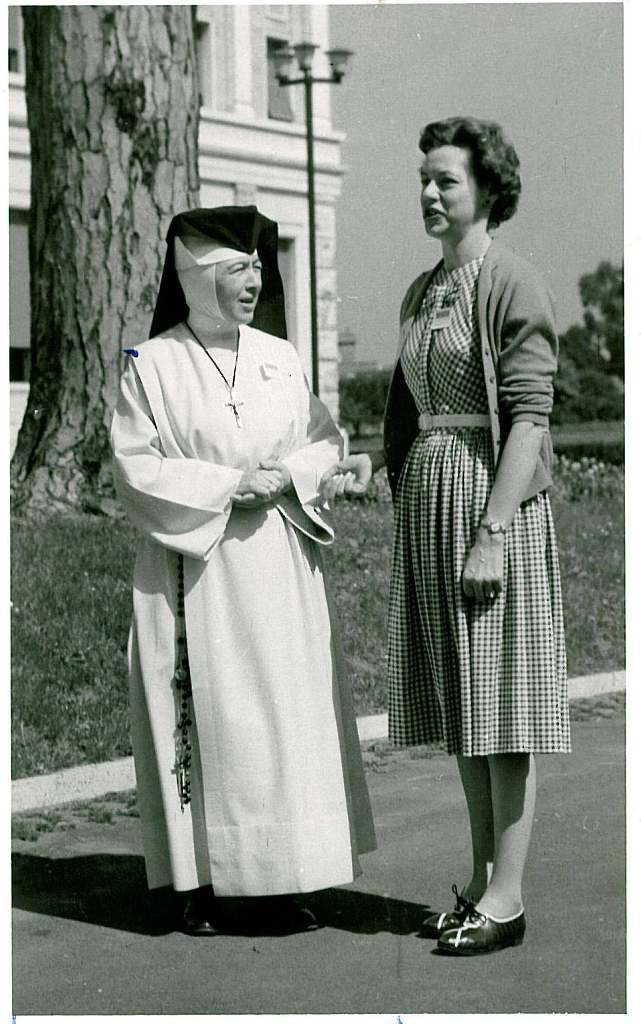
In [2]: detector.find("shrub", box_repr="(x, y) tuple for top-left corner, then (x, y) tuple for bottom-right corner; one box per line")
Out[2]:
(553, 439), (623, 466)
(339, 369), (389, 437)
(553, 363), (624, 424)
(343, 456), (624, 506)
(552, 455), (624, 503)
(553, 259), (624, 425)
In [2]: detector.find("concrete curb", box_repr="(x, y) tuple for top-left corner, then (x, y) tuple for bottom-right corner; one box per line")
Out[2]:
(12, 669), (625, 815)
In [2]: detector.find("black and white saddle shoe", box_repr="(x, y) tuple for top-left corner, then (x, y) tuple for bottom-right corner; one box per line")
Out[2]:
(437, 906), (526, 956)
(419, 884), (476, 938)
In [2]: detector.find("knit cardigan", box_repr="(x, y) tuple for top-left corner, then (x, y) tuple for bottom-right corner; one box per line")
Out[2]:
(383, 240), (558, 502)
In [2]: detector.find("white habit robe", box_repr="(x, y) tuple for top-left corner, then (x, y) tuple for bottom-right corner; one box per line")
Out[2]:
(111, 322), (376, 895)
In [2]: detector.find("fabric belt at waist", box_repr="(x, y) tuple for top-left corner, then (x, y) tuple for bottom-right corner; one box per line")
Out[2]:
(418, 413), (491, 431)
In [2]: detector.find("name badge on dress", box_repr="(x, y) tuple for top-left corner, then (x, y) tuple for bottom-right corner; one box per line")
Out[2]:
(260, 362), (280, 381)
(430, 307), (453, 330)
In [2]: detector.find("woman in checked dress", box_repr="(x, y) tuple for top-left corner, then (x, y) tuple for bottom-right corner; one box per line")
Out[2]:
(325, 117), (570, 955)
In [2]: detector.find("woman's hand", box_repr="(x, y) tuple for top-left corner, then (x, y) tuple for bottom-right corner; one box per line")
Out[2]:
(320, 454), (374, 502)
(462, 532), (505, 602)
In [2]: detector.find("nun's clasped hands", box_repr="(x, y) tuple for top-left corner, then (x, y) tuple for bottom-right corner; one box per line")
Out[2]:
(232, 460), (292, 506)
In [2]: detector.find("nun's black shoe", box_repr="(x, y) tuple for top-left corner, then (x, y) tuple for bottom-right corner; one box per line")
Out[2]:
(262, 896), (319, 934)
(437, 907), (525, 956)
(419, 884), (476, 938)
(181, 886), (222, 936)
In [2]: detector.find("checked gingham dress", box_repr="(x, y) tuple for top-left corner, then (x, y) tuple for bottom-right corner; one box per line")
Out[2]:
(388, 256), (570, 755)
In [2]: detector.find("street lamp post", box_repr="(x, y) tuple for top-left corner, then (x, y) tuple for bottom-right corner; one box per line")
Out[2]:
(273, 43), (353, 397)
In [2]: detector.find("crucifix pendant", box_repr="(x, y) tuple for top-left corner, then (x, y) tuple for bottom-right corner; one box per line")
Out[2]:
(226, 390), (244, 428)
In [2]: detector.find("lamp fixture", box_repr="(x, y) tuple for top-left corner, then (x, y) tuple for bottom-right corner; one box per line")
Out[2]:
(274, 39), (354, 395)
(292, 41), (318, 73)
(325, 48), (353, 82)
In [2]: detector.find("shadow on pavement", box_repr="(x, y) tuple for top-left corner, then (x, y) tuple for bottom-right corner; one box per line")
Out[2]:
(13, 850), (428, 938)
(12, 851), (176, 935)
(308, 886), (429, 936)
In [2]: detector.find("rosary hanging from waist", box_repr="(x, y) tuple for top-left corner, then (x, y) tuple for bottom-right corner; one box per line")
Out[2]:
(185, 321), (244, 427)
(174, 553), (192, 810)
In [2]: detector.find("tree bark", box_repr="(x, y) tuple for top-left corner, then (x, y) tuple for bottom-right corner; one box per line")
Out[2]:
(12, 6), (200, 515)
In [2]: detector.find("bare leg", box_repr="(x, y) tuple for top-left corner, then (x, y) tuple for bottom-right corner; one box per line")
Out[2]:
(456, 754), (494, 903)
(475, 752), (536, 919)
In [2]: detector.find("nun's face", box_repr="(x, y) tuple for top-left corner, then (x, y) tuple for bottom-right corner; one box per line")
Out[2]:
(216, 254), (263, 323)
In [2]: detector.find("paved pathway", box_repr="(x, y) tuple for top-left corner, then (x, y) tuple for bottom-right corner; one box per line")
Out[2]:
(12, 713), (625, 1014)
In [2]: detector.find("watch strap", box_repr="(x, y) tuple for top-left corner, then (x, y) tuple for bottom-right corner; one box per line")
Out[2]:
(480, 518), (507, 535)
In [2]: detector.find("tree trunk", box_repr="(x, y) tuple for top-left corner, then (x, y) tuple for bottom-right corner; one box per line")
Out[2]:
(12, 6), (200, 515)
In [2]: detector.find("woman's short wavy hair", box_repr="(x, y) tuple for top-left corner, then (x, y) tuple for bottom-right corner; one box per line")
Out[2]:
(419, 117), (521, 228)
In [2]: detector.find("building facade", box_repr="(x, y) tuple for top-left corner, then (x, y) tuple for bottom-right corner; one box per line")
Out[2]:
(8, 5), (345, 425)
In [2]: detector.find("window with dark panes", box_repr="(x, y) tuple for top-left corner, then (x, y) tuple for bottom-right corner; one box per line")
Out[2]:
(278, 238), (297, 343)
(8, 6), (23, 72)
(267, 37), (293, 121)
(10, 209), (31, 380)
(194, 19), (213, 107)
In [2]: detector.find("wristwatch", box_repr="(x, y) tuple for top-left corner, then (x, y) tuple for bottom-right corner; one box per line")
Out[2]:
(480, 518), (507, 536)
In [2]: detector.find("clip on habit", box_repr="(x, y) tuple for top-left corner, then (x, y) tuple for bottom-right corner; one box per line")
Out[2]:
(123, 347), (139, 358)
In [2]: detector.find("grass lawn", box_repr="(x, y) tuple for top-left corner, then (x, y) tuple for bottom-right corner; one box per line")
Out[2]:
(11, 473), (624, 779)
(11, 517), (136, 778)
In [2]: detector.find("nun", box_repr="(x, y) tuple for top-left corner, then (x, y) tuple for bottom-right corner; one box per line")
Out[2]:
(111, 205), (375, 935)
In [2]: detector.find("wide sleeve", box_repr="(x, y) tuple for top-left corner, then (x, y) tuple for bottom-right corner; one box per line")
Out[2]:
(495, 265), (559, 428)
(280, 353), (344, 507)
(110, 359), (243, 560)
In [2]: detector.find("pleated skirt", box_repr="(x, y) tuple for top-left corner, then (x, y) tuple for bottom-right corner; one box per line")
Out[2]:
(388, 428), (570, 755)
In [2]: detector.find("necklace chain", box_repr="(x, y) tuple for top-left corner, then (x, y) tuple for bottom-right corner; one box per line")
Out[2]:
(185, 321), (244, 427)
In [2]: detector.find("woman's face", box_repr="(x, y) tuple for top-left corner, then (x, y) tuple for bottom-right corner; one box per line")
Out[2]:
(215, 254), (263, 323)
(419, 145), (492, 244)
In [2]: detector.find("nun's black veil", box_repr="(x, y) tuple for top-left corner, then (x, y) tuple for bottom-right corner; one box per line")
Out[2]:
(149, 205), (288, 340)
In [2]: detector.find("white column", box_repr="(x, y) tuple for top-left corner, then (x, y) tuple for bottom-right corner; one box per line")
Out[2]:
(232, 5), (254, 118)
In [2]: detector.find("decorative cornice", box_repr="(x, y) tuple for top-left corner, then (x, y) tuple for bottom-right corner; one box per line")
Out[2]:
(200, 106), (345, 145)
